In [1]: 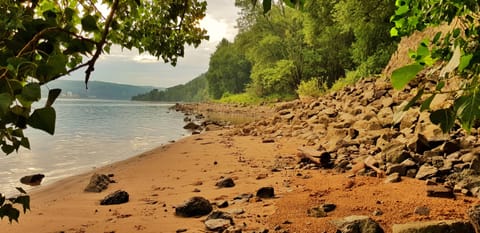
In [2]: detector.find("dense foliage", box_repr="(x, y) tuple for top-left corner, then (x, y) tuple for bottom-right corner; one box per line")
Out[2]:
(132, 73), (208, 102)
(1, 0), (207, 222)
(390, 0), (480, 133)
(206, 0), (398, 101)
(134, 0), (398, 102)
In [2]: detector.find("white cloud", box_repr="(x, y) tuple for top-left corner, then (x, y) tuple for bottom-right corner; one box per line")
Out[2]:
(64, 0), (239, 88)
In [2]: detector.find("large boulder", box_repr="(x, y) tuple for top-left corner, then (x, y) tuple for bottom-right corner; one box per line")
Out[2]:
(100, 190), (129, 205)
(175, 196), (213, 217)
(392, 220), (474, 233)
(331, 215), (384, 233)
(20, 174), (45, 186)
(84, 173), (113, 192)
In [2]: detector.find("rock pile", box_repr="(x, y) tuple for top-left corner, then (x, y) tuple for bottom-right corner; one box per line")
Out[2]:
(232, 77), (480, 198)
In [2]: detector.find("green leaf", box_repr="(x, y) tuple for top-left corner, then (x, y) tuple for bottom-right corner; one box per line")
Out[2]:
(45, 89), (62, 107)
(1, 144), (15, 155)
(0, 204), (20, 223)
(20, 137), (30, 149)
(403, 88), (424, 111)
(420, 94), (435, 111)
(13, 196), (30, 213)
(454, 92), (480, 132)
(81, 15), (98, 32)
(0, 93), (12, 116)
(390, 27), (399, 37)
(15, 187), (27, 194)
(27, 107), (56, 135)
(459, 54), (473, 72)
(262, 0), (271, 14)
(395, 5), (409, 15)
(430, 108), (455, 133)
(432, 32), (442, 44)
(21, 83), (41, 102)
(391, 64), (424, 90)
(436, 81), (445, 91)
(452, 28), (460, 38)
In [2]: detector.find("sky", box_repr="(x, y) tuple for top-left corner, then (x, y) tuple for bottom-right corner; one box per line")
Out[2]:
(66, 1), (240, 88)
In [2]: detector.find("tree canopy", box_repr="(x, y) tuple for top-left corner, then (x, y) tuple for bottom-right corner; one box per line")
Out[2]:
(1, 0), (208, 222)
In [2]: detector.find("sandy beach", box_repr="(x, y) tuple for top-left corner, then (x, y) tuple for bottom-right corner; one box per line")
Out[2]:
(2, 129), (305, 233)
(2, 123), (476, 233)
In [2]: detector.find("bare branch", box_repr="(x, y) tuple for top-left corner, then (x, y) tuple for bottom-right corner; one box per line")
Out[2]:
(84, 0), (120, 87)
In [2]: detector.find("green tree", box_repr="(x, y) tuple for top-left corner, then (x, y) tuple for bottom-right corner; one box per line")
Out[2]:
(334, 0), (398, 75)
(1, 0), (208, 222)
(206, 39), (251, 99)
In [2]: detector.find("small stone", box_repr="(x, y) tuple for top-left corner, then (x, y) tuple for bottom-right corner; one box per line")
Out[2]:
(192, 188), (201, 193)
(176, 228), (188, 233)
(100, 190), (129, 205)
(307, 207), (327, 218)
(84, 173), (112, 192)
(175, 196), (212, 217)
(414, 206), (430, 216)
(256, 187), (275, 198)
(228, 208), (245, 215)
(373, 209), (383, 216)
(216, 201), (229, 208)
(262, 138), (275, 143)
(385, 173), (401, 183)
(415, 165), (438, 180)
(322, 203), (336, 212)
(205, 219), (231, 231)
(216, 177), (235, 188)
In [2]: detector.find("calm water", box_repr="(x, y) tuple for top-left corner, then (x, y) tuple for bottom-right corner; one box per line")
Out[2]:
(0, 99), (188, 196)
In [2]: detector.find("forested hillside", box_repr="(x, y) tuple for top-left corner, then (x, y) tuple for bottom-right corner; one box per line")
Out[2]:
(131, 74), (208, 102)
(133, 0), (398, 103)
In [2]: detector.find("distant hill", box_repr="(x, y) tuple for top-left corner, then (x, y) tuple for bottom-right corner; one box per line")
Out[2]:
(42, 80), (160, 100)
(132, 73), (209, 102)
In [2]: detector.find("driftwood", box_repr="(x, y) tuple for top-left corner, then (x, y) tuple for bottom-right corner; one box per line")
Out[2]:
(351, 156), (385, 178)
(296, 147), (321, 165)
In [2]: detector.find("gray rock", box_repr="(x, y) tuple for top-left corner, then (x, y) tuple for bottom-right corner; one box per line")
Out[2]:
(426, 186), (454, 198)
(205, 219), (231, 231)
(84, 173), (112, 192)
(256, 187), (275, 198)
(216, 177), (235, 188)
(207, 211), (233, 224)
(386, 164), (407, 176)
(224, 226), (243, 233)
(392, 220), (474, 233)
(175, 196), (213, 217)
(100, 190), (129, 205)
(382, 143), (410, 164)
(183, 122), (201, 130)
(413, 206), (430, 216)
(331, 215), (384, 233)
(385, 173), (401, 183)
(415, 165), (438, 180)
(467, 205), (480, 233)
(307, 206), (327, 218)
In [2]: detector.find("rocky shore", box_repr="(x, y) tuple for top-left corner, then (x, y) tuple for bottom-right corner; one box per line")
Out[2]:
(170, 75), (480, 232)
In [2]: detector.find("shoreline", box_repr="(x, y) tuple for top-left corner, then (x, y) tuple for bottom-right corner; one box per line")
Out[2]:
(4, 127), (308, 232)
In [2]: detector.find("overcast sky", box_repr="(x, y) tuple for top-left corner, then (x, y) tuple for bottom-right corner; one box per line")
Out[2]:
(64, 1), (239, 88)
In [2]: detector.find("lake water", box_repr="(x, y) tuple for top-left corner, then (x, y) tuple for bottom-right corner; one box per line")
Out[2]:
(0, 99), (189, 196)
